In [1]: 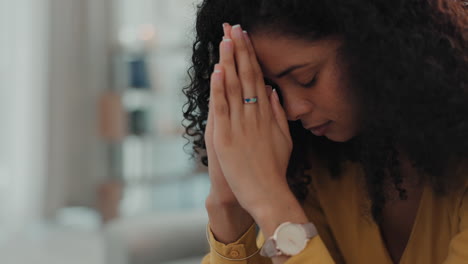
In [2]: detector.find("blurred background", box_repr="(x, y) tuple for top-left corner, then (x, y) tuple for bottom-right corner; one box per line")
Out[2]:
(0, 0), (209, 263)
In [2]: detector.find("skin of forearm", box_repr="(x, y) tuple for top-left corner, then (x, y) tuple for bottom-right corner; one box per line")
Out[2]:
(205, 196), (255, 244)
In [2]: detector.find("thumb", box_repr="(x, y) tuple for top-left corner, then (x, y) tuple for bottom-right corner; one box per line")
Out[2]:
(270, 89), (290, 138)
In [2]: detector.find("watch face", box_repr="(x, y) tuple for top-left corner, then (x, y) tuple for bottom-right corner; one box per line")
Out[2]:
(276, 223), (308, 255)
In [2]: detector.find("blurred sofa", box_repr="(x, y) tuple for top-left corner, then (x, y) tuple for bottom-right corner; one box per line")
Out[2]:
(104, 210), (208, 264)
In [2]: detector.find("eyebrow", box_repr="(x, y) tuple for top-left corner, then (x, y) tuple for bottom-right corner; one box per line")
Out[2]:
(274, 63), (310, 78)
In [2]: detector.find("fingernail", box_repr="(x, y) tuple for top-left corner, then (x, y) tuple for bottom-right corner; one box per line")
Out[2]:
(222, 23), (230, 37)
(213, 64), (222, 75)
(242, 30), (250, 42)
(273, 89), (280, 102)
(213, 68), (222, 80)
(232, 24), (243, 38)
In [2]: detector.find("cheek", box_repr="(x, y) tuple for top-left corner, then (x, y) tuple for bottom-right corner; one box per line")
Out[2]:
(331, 90), (361, 140)
(318, 74), (361, 141)
(323, 62), (359, 123)
(332, 58), (362, 127)
(336, 90), (357, 120)
(315, 75), (352, 121)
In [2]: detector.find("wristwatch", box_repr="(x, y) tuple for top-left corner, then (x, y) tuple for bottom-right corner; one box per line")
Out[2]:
(260, 222), (318, 258)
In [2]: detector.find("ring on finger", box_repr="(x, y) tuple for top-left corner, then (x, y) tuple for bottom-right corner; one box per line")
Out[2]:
(243, 96), (258, 104)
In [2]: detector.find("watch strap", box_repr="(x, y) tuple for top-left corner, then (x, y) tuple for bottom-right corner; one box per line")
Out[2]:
(303, 222), (318, 239)
(260, 238), (279, 258)
(260, 222), (317, 258)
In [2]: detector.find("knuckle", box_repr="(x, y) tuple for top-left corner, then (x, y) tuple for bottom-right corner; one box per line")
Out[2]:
(253, 65), (263, 76)
(221, 51), (234, 63)
(237, 41), (247, 50)
(225, 82), (240, 96)
(215, 103), (229, 116)
(239, 68), (254, 82)
(254, 74), (264, 85)
(222, 57), (233, 65)
(237, 48), (249, 59)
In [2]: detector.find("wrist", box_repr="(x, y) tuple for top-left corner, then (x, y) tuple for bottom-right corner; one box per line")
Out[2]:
(252, 190), (308, 238)
(206, 195), (255, 244)
(206, 191), (240, 208)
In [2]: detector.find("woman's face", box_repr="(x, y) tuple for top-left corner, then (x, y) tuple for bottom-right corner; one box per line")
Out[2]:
(250, 33), (361, 142)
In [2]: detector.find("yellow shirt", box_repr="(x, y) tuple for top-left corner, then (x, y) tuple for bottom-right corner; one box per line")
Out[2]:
(202, 160), (468, 264)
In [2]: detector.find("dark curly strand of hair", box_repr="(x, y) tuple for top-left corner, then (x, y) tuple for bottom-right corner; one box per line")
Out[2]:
(182, 0), (468, 223)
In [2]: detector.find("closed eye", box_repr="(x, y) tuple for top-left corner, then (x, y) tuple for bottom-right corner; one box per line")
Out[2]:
(299, 74), (318, 88)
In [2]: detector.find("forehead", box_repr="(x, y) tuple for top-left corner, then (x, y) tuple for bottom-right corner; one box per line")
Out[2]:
(249, 33), (342, 76)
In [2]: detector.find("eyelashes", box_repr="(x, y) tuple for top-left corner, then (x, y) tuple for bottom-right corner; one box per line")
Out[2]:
(300, 75), (318, 88)
(263, 72), (318, 106)
(264, 72), (319, 90)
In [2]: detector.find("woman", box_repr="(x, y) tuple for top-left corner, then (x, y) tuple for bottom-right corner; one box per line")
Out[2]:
(182, 0), (468, 263)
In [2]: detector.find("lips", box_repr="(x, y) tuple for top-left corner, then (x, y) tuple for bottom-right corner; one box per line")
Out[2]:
(306, 121), (332, 136)
(306, 121), (331, 131)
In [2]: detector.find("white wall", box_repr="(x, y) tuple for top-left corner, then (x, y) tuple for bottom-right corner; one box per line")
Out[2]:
(0, 0), (49, 230)
(44, 0), (111, 217)
(0, 0), (203, 224)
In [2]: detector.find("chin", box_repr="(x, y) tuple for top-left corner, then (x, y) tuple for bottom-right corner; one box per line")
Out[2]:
(325, 132), (355, 143)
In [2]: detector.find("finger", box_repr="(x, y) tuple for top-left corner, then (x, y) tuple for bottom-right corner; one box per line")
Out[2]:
(206, 94), (219, 171)
(223, 23), (232, 39)
(206, 78), (221, 178)
(222, 23), (243, 121)
(210, 64), (231, 142)
(206, 88), (213, 138)
(266, 85), (273, 97)
(241, 30), (272, 120)
(206, 65), (219, 142)
(206, 73), (230, 196)
(219, 34), (244, 124)
(271, 89), (290, 138)
(231, 24), (262, 120)
(242, 31), (264, 84)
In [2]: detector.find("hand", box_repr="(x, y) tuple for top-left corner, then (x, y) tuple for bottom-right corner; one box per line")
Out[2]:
(204, 24), (243, 206)
(205, 90), (237, 204)
(210, 23), (294, 218)
(204, 24), (255, 244)
(205, 24), (273, 206)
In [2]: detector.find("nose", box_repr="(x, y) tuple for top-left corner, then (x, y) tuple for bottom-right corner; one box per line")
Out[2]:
(279, 89), (313, 121)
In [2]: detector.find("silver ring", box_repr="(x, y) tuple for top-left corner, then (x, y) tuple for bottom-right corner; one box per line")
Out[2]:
(243, 96), (258, 104)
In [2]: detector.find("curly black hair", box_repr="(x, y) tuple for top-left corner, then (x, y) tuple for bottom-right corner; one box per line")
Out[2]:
(182, 0), (468, 223)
